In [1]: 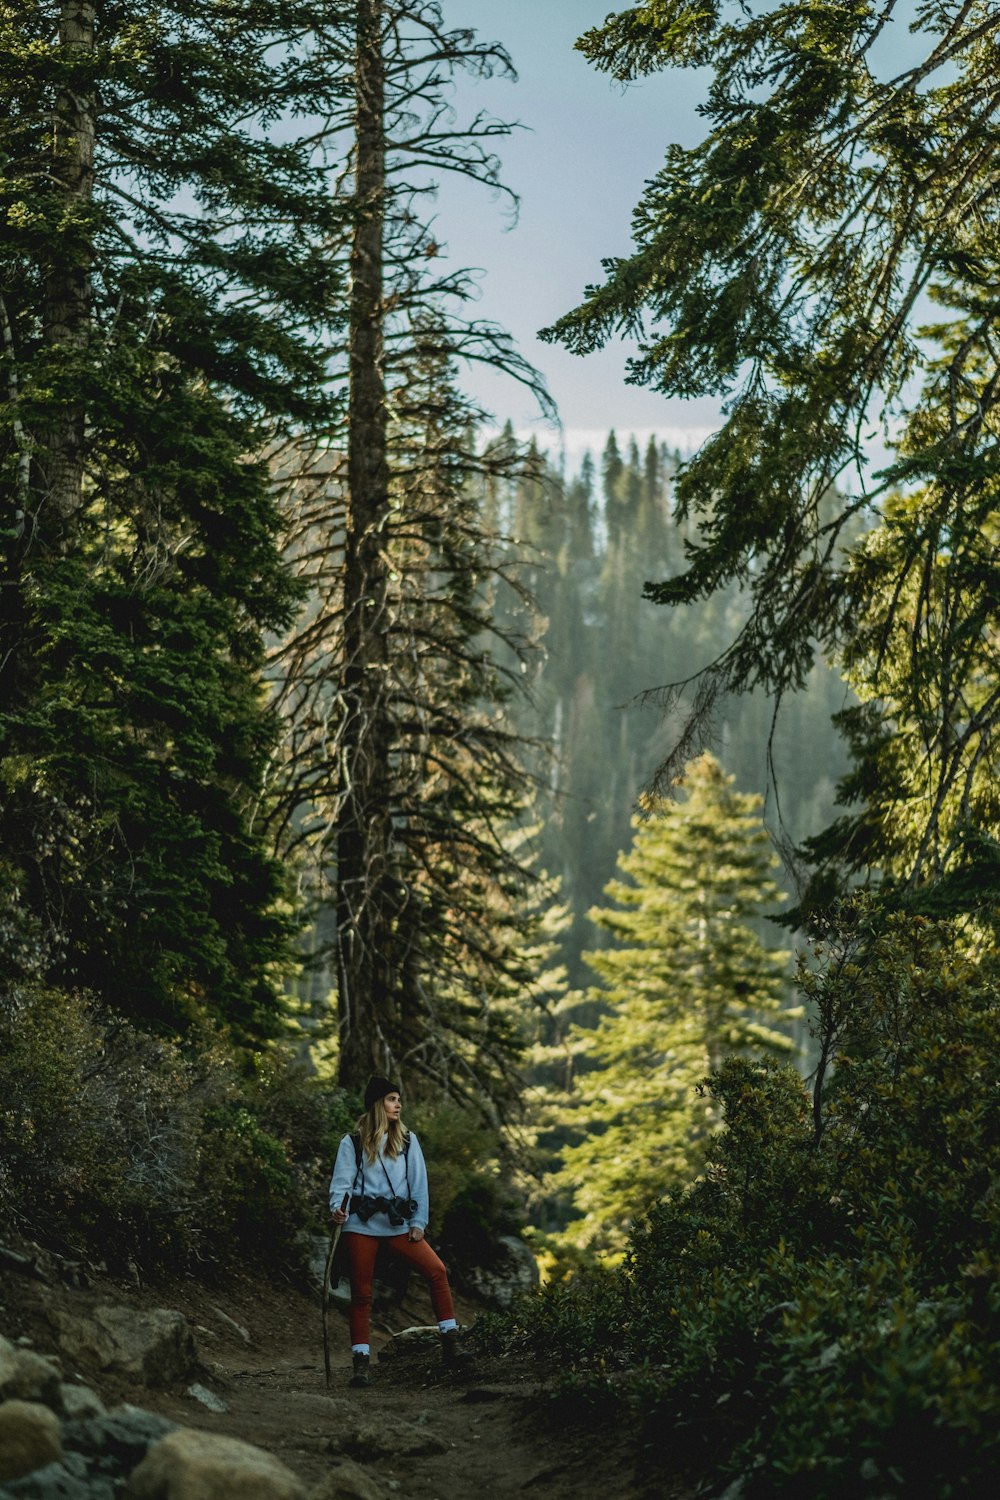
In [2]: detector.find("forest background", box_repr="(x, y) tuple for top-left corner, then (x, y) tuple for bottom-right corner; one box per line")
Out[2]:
(3, 4), (1000, 1498)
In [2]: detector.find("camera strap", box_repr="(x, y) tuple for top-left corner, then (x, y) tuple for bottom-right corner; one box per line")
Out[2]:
(378, 1146), (412, 1205)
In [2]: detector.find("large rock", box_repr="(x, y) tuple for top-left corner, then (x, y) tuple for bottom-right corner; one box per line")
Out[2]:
(0, 1454), (110, 1499)
(0, 1400), (63, 1484)
(125, 1428), (308, 1500)
(302, 1235), (333, 1298)
(461, 1235), (539, 1310)
(61, 1404), (176, 1470)
(0, 1340), (62, 1409)
(51, 1308), (196, 1387)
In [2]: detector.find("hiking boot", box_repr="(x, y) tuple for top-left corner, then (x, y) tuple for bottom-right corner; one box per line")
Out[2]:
(440, 1330), (474, 1370)
(348, 1352), (370, 1388)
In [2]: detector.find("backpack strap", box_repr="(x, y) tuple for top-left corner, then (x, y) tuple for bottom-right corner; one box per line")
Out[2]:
(349, 1132), (365, 1194)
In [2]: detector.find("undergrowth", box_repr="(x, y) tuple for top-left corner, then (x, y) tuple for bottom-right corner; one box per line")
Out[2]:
(0, 983), (355, 1274)
(478, 912), (1000, 1498)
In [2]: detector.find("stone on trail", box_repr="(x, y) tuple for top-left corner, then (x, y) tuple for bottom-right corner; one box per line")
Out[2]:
(373, 1326), (437, 1363)
(0, 1455), (112, 1500)
(125, 1427), (309, 1500)
(0, 1338), (63, 1409)
(50, 1307), (196, 1387)
(56, 1385), (106, 1422)
(0, 1399), (63, 1484)
(185, 1384), (228, 1415)
(384, 1326), (438, 1346)
(61, 1404), (177, 1469)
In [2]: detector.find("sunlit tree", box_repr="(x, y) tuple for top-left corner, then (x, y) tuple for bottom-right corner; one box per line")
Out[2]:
(559, 754), (795, 1253)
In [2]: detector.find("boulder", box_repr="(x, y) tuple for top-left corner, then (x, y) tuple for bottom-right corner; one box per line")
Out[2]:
(61, 1404), (177, 1470)
(50, 1307), (196, 1387)
(0, 1400), (63, 1484)
(302, 1235), (331, 1297)
(460, 1236), (539, 1310)
(125, 1428), (308, 1500)
(0, 1339), (63, 1409)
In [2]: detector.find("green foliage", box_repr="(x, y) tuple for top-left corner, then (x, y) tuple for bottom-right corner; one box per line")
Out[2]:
(0, 983), (354, 1272)
(544, 0), (1000, 914)
(0, 0), (342, 1037)
(555, 753), (797, 1254)
(408, 1102), (523, 1268)
(497, 430), (850, 996)
(490, 912), (1000, 1496)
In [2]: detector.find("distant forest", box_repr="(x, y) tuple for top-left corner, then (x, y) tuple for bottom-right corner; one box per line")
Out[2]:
(495, 429), (850, 985)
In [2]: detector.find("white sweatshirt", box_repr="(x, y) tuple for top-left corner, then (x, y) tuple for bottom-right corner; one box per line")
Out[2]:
(328, 1129), (430, 1236)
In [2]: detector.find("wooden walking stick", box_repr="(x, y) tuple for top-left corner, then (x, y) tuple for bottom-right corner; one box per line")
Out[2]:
(322, 1193), (350, 1389)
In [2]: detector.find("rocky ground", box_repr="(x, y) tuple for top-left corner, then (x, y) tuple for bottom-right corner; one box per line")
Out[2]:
(0, 1236), (691, 1499)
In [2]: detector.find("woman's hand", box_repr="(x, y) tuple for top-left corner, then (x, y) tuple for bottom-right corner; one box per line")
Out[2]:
(408, 1225), (424, 1242)
(331, 1206), (348, 1225)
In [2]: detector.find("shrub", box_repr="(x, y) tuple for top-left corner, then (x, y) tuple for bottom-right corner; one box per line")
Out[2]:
(409, 1103), (524, 1270)
(0, 984), (201, 1264)
(0, 982), (354, 1273)
(490, 913), (1000, 1498)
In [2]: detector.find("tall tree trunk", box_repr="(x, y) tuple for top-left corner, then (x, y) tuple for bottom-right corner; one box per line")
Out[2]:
(337, 0), (394, 1086)
(43, 1), (95, 524)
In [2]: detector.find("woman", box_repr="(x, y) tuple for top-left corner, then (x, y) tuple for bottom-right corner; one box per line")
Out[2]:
(328, 1074), (468, 1387)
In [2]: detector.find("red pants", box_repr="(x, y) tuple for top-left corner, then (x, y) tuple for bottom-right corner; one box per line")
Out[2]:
(344, 1231), (455, 1345)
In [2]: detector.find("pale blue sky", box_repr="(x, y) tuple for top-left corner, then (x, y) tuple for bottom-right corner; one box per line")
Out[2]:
(429, 1), (723, 470)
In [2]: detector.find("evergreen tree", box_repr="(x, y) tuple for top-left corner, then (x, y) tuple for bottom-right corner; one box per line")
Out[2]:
(264, 1), (552, 1106)
(543, 1), (1000, 914)
(0, 0), (343, 1036)
(559, 753), (795, 1253)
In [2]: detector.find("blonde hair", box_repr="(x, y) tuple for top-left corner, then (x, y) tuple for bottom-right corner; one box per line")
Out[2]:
(356, 1097), (407, 1162)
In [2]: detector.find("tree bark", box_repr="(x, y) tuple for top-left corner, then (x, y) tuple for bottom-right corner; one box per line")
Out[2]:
(43, 1), (96, 524)
(337, 0), (394, 1086)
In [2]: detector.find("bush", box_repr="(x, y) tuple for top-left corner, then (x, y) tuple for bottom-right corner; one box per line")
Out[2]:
(0, 983), (354, 1273)
(409, 1103), (525, 1271)
(0, 984), (201, 1264)
(489, 913), (1000, 1497)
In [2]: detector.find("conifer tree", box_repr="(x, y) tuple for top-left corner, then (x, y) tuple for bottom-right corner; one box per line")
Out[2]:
(544, 1), (1000, 914)
(0, 1), (345, 1036)
(264, 1), (552, 1105)
(559, 753), (795, 1253)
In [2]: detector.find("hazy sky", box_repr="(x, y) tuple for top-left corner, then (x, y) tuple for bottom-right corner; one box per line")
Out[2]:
(429, 1), (724, 471)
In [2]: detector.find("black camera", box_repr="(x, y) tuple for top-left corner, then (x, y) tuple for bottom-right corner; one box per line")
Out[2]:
(351, 1192), (417, 1226)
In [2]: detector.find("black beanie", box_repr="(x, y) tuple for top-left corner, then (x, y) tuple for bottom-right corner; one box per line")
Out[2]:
(364, 1074), (401, 1110)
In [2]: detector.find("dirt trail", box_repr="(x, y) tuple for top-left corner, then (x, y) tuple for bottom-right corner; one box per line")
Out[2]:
(148, 1272), (599, 1498)
(4, 1249), (680, 1499)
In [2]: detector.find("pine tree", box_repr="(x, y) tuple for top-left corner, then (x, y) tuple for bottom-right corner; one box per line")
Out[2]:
(264, 1), (553, 1106)
(543, 2), (1000, 913)
(0, 1), (344, 1036)
(559, 753), (795, 1253)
